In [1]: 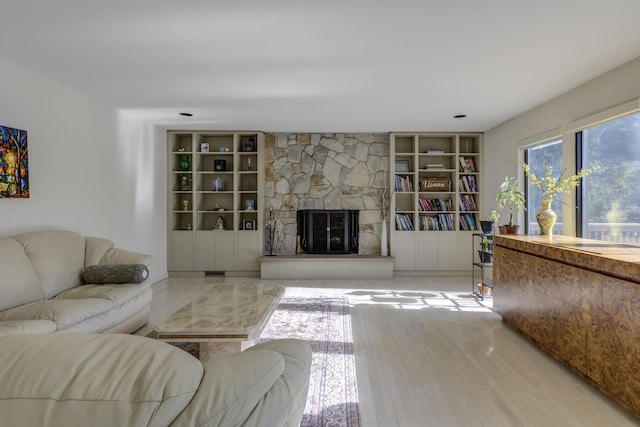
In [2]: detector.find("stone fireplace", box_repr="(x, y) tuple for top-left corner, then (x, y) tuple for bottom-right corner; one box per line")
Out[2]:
(264, 133), (389, 255)
(297, 209), (359, 254)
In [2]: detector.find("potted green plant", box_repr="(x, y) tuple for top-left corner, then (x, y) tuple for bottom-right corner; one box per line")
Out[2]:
(495, 176), (526, 234)
(479, 209), (499, 235)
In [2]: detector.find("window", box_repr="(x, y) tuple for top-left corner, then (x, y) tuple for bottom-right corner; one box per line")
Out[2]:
(578, 112), (640, 245)
(524, 139), (563, 235)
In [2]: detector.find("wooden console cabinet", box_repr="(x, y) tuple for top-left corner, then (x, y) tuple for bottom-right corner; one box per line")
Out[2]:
(493, 235), (640, 417)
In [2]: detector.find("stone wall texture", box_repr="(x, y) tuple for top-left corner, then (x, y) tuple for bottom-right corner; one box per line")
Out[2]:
(264, 133), (390, 255)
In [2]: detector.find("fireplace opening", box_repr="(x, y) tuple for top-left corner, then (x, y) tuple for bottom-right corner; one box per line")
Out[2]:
(297, 209), (359, 254)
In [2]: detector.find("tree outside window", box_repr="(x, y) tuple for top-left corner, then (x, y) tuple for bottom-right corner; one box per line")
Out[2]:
(581, 112), (640, 245)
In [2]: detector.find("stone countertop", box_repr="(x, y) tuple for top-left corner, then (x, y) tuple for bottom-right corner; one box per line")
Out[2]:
(493, 234), (640, 283)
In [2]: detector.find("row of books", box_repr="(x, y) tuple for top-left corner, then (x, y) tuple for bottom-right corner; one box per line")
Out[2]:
(395, 174), (414, 192)
(418, 197), (453, 212)
(459, 175), (477, 192)
(395, 212), (480, 231)
(459, 156), (477, 172)
(459, 194), (478, 211)
(395, 213), (415, 230)
(420, 213), (455, 231)
(459, 213), (478, 231)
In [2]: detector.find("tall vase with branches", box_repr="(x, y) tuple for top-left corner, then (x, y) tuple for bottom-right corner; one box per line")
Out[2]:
(376, 183), (391, 256)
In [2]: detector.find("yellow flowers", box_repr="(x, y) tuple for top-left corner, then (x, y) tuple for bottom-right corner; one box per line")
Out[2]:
(522, 162), (592, 201)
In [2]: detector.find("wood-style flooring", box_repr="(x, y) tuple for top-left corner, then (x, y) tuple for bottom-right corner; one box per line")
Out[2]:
(137, 275), (639, 427)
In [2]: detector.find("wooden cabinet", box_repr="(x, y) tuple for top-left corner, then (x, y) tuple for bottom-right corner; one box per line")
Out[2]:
(493, 235), (640, 417)
(168, 131), (263, 275)
(390, 133), (483, 271)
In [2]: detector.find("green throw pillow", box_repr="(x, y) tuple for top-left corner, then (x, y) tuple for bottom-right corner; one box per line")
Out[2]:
(83, 264), (149, 284)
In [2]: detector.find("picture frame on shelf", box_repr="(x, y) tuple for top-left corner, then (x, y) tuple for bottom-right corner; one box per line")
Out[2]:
(395, 160), (410, 172)
(243, 137), (256, 152)
(201, 142), (209, 153)
(245, 199), (255, 211)
(243, 220), (256, 230)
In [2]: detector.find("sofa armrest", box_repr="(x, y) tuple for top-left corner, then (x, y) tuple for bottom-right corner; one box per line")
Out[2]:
(100, 247), (153, 268)
(0, 333), (202, 427)
(170, 339), (312, 427)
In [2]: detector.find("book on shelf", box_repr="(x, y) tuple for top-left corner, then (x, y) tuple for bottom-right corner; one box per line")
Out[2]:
(395, 174), (414, 192)
(459, 175), (477, 192)
(459, 194), (477, 211)
(424, 148), (444, 153)
(419, 197), (453, 212)
(426, 164), (446, 170)
(395, 213), (415, 231)
(459, 213), (477, 231)
(420, 213), (454, 231)
(458, 156), (477, 173)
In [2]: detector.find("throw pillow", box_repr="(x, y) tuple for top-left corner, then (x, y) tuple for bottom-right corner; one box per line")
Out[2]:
(83, 264), (149, 284)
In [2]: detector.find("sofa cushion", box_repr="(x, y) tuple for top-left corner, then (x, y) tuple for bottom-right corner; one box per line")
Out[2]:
(0, 320), (57, 334)
(12, 230), (86, 299)
(84, 236), (115, 268)
(171, 339), (312, 427)
(0, 237), (44, 311)
(0, 298), (113, 331)
(83, 264), (149, 284)
(0, 333), (203, 427)
(53, 282), (150, 305)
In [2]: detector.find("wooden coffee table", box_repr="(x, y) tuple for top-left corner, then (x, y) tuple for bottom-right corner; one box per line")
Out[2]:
(152, 283), (284, 361)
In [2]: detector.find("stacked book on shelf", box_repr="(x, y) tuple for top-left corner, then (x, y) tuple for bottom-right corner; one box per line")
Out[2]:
(459, 213), (477, 231)
(459, 175), (477, 192)
(425, 163), (446, 170)
(395, 213), (415, 230)
(419, 197), (452, 211)
(395, 174), (414, 192)
(459, 194), (478, 211)
(420, 213), (454, 231)
(424, 147), (444, 154)
(459, 156), (477, 172)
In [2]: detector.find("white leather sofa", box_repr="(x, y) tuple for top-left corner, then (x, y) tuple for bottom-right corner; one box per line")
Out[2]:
(0, 230), (153, 334)
(0, 333), (312, 426)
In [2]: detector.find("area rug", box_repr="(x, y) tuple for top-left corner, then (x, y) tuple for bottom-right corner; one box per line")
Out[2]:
(259, 297), (361, 427)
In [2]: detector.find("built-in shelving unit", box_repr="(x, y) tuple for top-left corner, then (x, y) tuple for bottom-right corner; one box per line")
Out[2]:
(390, 132), (483, 272)
(168, 131), (264, 275)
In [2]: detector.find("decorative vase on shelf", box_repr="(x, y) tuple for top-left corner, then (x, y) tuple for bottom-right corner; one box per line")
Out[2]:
(536, 199), (557, 236)
(381, 220), (388, 256)
(180, 155), (191, 171)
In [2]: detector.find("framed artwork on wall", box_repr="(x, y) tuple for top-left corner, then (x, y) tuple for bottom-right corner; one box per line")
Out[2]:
(0, 125), (29, 198)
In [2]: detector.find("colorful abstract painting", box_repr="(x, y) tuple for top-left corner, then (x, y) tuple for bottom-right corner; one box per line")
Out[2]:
(0, 125), (29, 198)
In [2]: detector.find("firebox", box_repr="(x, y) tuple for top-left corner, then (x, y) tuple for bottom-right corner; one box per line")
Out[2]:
(297, 209), (359, 254)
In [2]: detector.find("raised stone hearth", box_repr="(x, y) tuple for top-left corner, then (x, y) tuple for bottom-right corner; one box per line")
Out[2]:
(264, 133), (389, 255)
(259, 254), (395, 279)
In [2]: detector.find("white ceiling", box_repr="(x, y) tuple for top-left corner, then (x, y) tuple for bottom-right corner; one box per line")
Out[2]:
(2, 0), (640, 132)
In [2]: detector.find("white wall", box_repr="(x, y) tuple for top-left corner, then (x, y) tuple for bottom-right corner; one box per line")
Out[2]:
(0, 60), (167, 281)
(484, 56), (640, 230)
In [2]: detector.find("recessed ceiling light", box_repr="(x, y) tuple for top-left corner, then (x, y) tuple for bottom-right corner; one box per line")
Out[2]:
(454, 114), (467, 118)
(179, 112), (193, 117)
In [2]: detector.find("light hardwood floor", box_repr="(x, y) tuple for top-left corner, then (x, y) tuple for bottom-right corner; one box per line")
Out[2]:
(138, 275), (639, 427)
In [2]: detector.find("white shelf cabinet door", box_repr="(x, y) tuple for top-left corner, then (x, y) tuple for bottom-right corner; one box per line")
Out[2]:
(417, 233), (458, 271)
(195, 231), (235, 271)
(392, 232), (417, 270)
(169, 231), (194, 271)
(235, 231), (260, 271)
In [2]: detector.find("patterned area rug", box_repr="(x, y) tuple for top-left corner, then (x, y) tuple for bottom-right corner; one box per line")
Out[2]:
(259, 297), (361, 427)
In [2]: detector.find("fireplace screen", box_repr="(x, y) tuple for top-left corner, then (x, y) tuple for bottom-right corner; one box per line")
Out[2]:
(297, 210), (359, 254)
